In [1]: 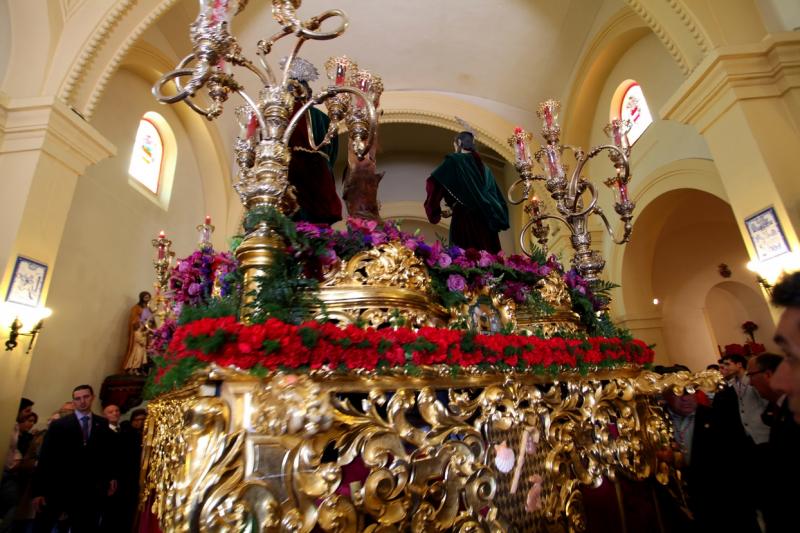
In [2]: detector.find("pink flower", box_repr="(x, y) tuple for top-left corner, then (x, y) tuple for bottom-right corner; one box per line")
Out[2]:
(478, 250), (494, 268)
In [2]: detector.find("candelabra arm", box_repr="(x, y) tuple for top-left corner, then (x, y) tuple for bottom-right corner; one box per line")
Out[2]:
(570, 181), (599, 219)
(586, 144), (630, 180)
(305, 110), (340, 152)
(230, 54), (270, 86)
(594, 207), (633, 245)
(153, 67), (199, 105)
(283, 86), (376, 159)
(279, 10), (349, 88)
(519, 213), (573, 257)
(507, 175), (545, 206)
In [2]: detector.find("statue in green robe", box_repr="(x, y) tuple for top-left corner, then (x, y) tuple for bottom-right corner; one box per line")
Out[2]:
(424, 132), (510, 252)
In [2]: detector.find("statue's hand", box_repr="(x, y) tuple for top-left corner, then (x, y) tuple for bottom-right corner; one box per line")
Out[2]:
(441, 208), (452, 218)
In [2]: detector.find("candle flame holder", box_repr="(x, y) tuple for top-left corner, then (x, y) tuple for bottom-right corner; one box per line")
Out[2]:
(153, 0), (379, 319)
(507, 102), (636, 282)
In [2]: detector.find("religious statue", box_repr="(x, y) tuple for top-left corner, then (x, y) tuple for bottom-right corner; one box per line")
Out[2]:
(284, 57), (342, 225)
(342, 123), (383, 221)
(122, 291), (152, 374)
(424, 131), (510, 253)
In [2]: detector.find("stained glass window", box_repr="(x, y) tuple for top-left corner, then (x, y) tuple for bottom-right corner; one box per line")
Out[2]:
(617, 82), (653, 145)
(128, 118), (164, 194)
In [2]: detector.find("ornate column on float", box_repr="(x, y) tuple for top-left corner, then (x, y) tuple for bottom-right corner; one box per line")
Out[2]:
(507, 100), (635, 282)
(150, 230), (174, 326)
(153, 0), (378, 321)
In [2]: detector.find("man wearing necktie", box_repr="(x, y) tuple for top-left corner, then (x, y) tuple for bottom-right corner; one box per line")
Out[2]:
(31, 385), (117, 532)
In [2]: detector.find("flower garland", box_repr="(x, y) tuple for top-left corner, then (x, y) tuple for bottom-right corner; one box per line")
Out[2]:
(290, 216), (614, 332)
(146, 316), (654, 396)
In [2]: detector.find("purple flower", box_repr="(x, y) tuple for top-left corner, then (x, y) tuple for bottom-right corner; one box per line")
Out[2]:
(296, 221), (321, 238)
(371, 231), (388, 245)
(320, 248), (338, 266)
(446, 274), (467, 292)
(477, 250), (494, 268)
(447, 246), (465, 259)
(187, 282), (201, 296)
(437, 254), (452, 268)
(404, 238), (419, 251)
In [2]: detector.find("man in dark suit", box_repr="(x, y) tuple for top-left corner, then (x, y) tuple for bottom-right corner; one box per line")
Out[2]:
(31, 384), (117, 532)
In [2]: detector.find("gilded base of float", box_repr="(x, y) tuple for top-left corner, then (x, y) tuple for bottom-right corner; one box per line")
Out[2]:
(142, 366), (719, 532)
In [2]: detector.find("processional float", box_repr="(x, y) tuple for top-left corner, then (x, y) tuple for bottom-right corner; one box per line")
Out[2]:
(142, 1), (718, 531)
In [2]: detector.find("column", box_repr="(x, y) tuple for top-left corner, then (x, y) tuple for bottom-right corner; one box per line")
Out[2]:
(0, 94), (115, 460)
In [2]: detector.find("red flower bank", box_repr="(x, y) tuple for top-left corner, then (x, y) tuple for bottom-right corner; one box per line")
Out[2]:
(153, 317), (654, 387)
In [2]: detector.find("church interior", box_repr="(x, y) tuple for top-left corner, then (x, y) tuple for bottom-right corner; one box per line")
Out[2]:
(1, 0), (799, 531)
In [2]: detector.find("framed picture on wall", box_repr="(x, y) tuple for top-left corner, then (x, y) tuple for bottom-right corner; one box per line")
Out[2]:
(745, 207), (791, 262)
(5, 256), (48, 307)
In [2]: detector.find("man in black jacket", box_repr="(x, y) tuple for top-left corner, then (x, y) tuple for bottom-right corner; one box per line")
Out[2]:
(31, 384), (117, 533)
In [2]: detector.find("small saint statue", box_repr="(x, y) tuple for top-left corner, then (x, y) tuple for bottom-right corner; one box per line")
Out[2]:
(122, 291), (152, 374)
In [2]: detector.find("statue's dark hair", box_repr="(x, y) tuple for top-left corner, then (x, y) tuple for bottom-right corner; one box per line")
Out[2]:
(753, 352), (783, 373)
(772, 271), (800, 308)
(455, 131), (475, 152)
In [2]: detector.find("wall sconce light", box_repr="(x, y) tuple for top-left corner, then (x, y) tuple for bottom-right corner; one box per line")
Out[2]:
(2, 304), (52, 353)
(746, 252), (800, 297)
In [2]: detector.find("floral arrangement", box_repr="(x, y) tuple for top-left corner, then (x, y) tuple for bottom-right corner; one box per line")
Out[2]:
(169, 249), (237, 310)
(288, 216), (615, 334)
(741, 320), (758, 343)
(147, 249), (237, 359)
(147, 316), (654, 396)
(722, 342), (765, 358)
(143, 208), (646, 396)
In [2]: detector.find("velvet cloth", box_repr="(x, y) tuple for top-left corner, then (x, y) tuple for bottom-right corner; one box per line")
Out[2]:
(287, 106), (341, 225)
(424, 151), (509, 253)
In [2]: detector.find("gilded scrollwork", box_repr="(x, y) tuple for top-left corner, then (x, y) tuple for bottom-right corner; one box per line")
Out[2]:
(322, 242), (430, 293)
(143, 367), (721, 532)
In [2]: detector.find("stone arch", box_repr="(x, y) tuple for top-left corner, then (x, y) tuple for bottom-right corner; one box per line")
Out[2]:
(704, 280), (777, 352)
(610, 158), (727, 318)
(380, 91), (515, 163)
(618, 183), (763, 369)
(621, 0), (711, 75)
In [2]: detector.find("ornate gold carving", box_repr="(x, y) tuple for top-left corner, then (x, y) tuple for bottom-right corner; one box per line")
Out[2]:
(250, 374), (332, 436)
(317, 242), (449, 328)
(453, 288), (516, 333)
(322, 242), (429, 292)
(144, 366), (721, 532)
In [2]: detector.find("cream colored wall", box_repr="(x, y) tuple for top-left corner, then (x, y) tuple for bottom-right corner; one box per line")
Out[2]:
(0, 0), (10, 85)
(757, 0), (800, 32)
(705, 281), (779, 353)
(22, 70), (207, 419)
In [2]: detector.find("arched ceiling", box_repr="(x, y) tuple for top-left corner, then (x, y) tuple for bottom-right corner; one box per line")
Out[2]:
(152, 0), (609, 125)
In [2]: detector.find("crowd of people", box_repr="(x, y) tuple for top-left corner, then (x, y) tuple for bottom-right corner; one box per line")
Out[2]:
(658, 271), (800, 532)
(1, 387), (146, 532)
